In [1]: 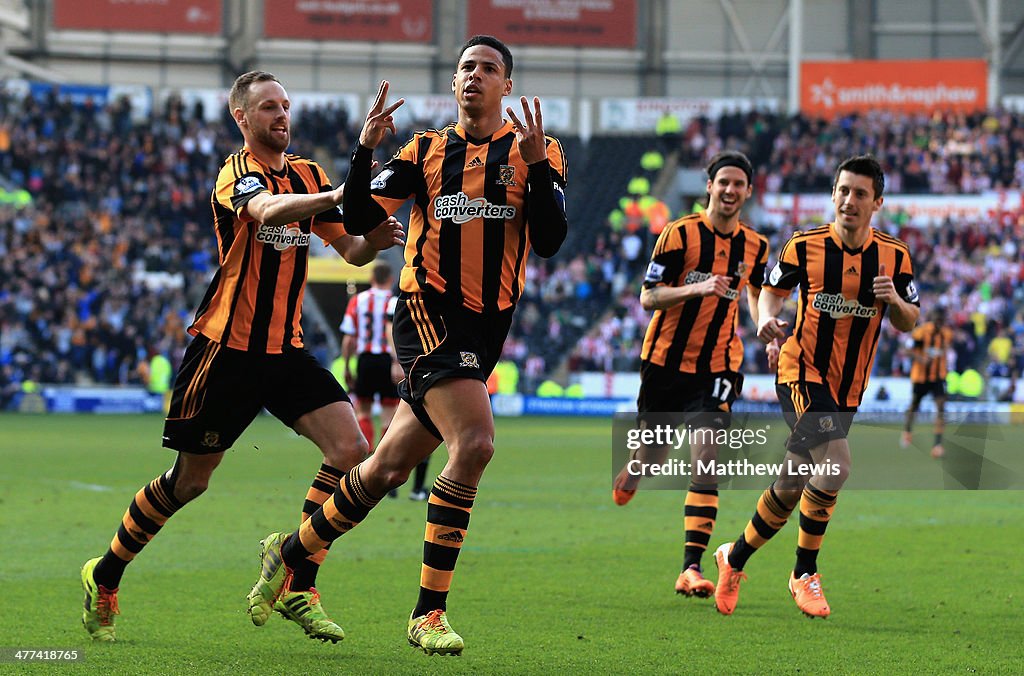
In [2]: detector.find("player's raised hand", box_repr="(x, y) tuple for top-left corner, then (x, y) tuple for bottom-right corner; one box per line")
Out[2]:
(364, 216), (405, 251)
(873, 263), (899, 304)
(758, 316), (790, 344)
(506, 96), (546, 164)
(359, 81), (404, 149)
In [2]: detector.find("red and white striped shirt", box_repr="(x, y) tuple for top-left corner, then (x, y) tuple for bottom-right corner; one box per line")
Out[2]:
(340, 288), (395, 355)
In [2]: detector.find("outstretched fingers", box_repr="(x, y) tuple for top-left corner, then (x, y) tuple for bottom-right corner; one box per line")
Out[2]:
(361, 81), (405, 148)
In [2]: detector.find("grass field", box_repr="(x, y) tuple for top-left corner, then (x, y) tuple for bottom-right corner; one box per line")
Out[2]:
(2, 413), (1021, 674)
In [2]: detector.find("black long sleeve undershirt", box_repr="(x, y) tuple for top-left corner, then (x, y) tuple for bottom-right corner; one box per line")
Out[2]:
(526, 160), (567, 258)
(341, 143), (388, 236)
(344, 142), (567, 257)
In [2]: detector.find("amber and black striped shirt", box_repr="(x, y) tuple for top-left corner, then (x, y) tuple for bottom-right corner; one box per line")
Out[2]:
(189, 147), (347, 353)
(640, 214), (769, 373)
(344, 121), (568, 314)
(910, 322), (952, 383)
(764, 224), (919, 407)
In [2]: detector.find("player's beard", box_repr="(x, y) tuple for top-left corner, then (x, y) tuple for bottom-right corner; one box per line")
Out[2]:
(253, 125), (290, 154)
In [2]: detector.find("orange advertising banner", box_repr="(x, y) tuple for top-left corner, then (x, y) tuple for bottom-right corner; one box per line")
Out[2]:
(801, 60), (987, 115)
(52, 0), (221, 34)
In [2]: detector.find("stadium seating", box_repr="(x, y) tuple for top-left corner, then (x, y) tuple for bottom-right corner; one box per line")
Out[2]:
(2, 86), (1022, 403)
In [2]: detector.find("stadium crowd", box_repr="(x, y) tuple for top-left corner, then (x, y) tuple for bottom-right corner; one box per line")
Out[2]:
(0, 86), (391, 407)
(570, 108), (1024, 389)
(2, 86), (1023, 408)
(677, 109), (1024, 195)
(580, 209), (1024, 383)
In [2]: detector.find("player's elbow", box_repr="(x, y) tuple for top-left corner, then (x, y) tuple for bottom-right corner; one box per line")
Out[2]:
(893, 310), (920, 333)
(341, 248), (368, 265)
(532, 234), (565, 259)
(245, 201), (271, 226)
(640, 289), (658, 312)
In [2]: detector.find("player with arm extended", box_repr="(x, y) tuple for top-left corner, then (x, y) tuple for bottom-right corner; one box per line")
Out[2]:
(611, 151), (772, 598)
(80, 71), (403, 643)
(246, 36), (568, 656)
(713, 155), (920, 618)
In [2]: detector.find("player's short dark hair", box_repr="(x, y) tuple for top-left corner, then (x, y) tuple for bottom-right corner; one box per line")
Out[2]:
(706, 150), (753, 185)
(229, 71), (279, 113)
(834, 155), (885, 198)
(459, 35), (513, 77)
(371, 261), (393, 285)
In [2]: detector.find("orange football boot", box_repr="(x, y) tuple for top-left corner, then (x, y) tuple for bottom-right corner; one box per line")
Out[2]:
(675, 564), (715, 597)
(612, 466), (638, 506)
(789, 572), (831, 618)
(713, 543), (747, 615)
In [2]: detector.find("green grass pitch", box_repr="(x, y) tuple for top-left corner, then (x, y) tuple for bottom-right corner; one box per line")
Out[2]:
(2, 413), (1020, 674)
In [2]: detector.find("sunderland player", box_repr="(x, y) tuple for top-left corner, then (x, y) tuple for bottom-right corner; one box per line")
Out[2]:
(901, 307), (952, 458)
(340, 262), (432, 498)
(713, 155), (919, 618)
(612, 151), (771, 598)
(246, 36), (568, 655)
(80, 71), (403, 642)
(340, 262), (401, 456)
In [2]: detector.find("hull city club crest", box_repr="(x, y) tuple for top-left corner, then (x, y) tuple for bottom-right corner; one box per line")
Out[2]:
(497, 165), (516, 186)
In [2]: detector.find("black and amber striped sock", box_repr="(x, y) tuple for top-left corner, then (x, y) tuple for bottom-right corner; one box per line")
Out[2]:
(728, 483), (799, 571)
(412, 475), (476, 618)
(794, 485), (838, 577)
(282, 464), (382, 568)
(289, 463), (345, 591)
(92, 471), (186, 589)
(682, 485), (718, 569)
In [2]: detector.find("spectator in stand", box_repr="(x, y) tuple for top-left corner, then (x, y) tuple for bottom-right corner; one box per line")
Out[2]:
(6, 88), (1024, 396)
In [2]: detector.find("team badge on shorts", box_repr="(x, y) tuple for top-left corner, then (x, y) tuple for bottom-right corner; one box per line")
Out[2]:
(818, 416), (835, 433)
(497, 165), (516, 186)
(201, 431), (221, 448)
(459, 351), (480, 369)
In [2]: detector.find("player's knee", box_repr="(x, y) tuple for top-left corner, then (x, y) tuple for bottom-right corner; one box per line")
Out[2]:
(321, 435), (370, 471)
(369, 457), (412, 491)
(449, 432), (494, 472)
(173, 475), (211, 503)
(831, 461), (852, 487)
(380, 467), (412, 491)
(773, 480), (805, 501)
(172, 456), (220, 503)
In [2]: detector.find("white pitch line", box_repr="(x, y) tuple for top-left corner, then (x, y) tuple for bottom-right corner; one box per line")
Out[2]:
(69, 481), (113, 492)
